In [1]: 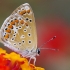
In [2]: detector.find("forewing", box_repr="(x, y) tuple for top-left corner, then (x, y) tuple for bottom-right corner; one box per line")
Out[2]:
(0, 3), (37, 53)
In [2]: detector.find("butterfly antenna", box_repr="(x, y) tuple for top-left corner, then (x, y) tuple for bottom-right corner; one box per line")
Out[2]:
(40, 36), (56, 48)
(39, 48), (59, 51)
(39, 36), (59, 51)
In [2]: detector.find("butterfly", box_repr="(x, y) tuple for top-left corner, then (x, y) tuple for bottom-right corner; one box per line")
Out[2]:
(0, 3), (57, 65)
(0, 3), (39, 64)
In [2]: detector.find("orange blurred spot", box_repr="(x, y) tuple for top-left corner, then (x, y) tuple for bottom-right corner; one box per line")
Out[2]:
(4, 34), (9, 39)
(19, 10), (26, 15)
(25, 22), (28, 26)
(14, 19), (19, 23)
(27, 9), (30, 13)
(8, 24), (13, 29)
(5, 29), (11, 33)
(20, 20), (24, 24)
(10, 21), (15, 25)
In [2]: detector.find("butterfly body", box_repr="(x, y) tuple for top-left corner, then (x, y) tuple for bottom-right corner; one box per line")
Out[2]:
(0, 3), (38, 64)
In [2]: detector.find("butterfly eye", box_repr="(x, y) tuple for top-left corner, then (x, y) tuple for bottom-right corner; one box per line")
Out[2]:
(37, 49), (40, 55)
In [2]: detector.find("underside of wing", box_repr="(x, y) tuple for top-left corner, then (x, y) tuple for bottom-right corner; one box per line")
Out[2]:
(0, 3), (37, 53)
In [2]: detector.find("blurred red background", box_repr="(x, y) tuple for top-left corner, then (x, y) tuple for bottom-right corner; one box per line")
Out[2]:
(36, 16), (70, 70)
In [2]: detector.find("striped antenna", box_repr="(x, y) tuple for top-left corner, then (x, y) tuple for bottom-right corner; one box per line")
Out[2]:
(39, 36), (59, 51)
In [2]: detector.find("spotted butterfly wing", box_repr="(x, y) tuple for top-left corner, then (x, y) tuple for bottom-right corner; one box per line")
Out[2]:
(0, 3), (37, 57)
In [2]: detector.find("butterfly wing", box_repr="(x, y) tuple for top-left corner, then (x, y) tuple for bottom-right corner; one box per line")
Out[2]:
(0, 3), (37, 56)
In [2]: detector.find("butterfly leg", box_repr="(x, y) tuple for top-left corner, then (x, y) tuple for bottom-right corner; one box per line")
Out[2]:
(29, 56), (36, 65)
(33, 57), (36, 65)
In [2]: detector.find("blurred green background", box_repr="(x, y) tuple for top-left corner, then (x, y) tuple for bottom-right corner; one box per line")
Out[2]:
(0, 0), (70, 70)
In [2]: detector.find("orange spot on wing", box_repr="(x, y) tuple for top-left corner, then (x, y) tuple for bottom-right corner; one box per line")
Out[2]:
(8, 24), (13, 29)
(20, 20), (24, 24)
(27, 9), (30, 13)
(19, 10), (26, 15)
(14, 19), (19, 23)
(10, 20), (19, 25)
(10, 21), (15, 25)
(25, 23), (28, 26)
(4, 34), (9, 39)
(5, 29), (11, 33)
